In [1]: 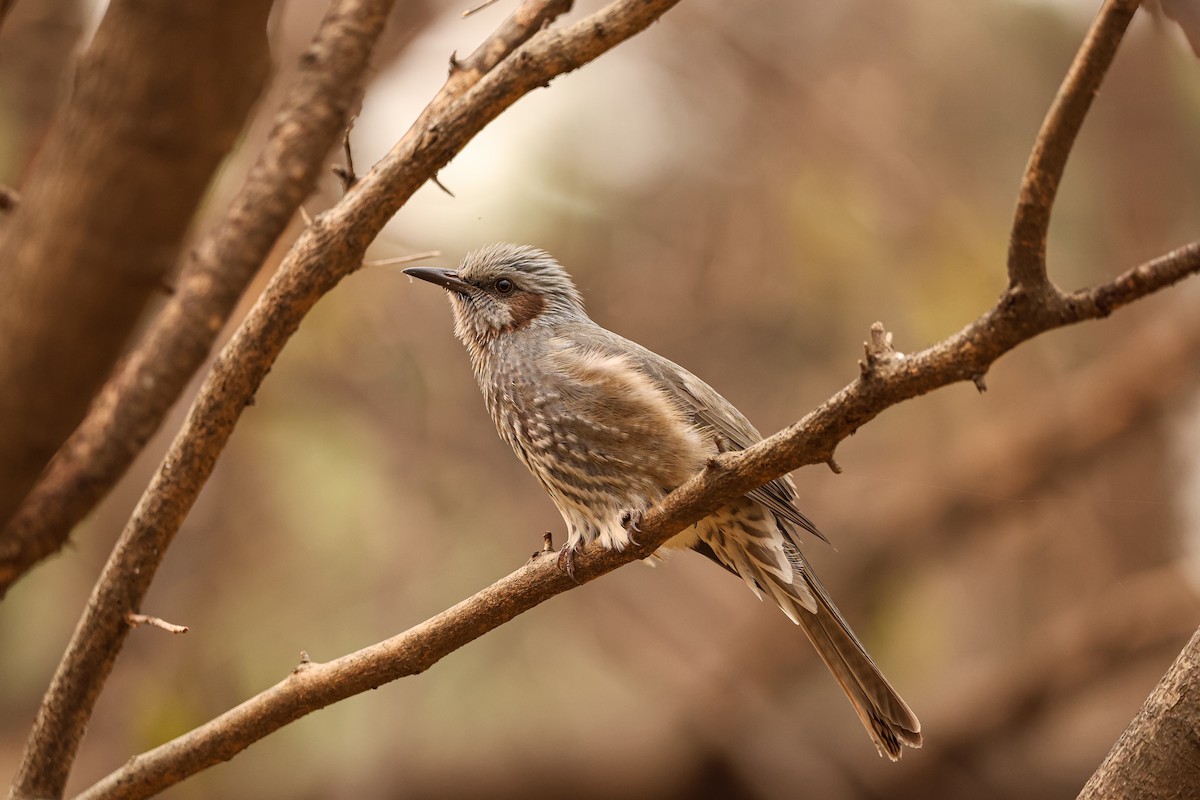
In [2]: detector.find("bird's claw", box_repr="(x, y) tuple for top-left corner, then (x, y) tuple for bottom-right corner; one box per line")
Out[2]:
(620, 509), (644, 546)
(556, 544), (580, 583)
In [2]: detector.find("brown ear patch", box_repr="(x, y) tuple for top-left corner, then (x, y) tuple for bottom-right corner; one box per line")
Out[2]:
(504, 292), (546, 331)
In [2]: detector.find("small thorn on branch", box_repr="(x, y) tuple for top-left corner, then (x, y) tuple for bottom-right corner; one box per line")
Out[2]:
(859, 321), (902, 376)
(972, 374), (988, 393)
(826, 456), (843, 474)
(333, 122), (359, 192)
(431, 174), (455, 197)
(531, 531), (555, 561)
(125, 612), (189, 635)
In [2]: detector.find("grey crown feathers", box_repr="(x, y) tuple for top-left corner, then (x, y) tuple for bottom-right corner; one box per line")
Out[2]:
(404, 243), (921, 759)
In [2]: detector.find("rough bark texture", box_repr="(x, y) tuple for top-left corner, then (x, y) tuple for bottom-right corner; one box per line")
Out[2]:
(1077, 628), (1200, 800)
(0, 0), (273, 534)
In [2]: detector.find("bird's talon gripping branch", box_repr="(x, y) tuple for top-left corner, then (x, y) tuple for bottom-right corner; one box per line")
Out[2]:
(620, 509), (643, 546)
(556, 545), (580, 582)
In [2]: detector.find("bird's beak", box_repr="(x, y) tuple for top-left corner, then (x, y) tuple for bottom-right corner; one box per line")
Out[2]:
(402, 267), (474, 294)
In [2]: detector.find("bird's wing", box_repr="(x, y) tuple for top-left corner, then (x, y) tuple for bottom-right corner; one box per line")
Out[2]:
(565, 323), (828, 544)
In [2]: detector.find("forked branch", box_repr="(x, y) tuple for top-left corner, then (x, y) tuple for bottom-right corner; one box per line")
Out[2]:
(1007, 0), (1138, 289)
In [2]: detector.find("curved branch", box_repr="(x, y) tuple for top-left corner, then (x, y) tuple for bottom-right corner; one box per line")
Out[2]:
(0, 0), (404, 599)
(1007, 0), (1139, 290)
(11, 2), (681, 799)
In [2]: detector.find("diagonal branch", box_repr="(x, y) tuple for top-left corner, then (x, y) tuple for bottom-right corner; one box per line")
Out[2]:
(0, 0), (404, 599)
(10, 2), (681, 799)
(1077, 626), (1200, 799)
(1007, 0), (1139, 290)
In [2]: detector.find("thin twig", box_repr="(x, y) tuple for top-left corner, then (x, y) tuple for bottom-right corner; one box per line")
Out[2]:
(1007, 0), (1139, 290)
(463, 0), (503, 18)
(365, 250), (441, 267)
(125, 613), (189, 635)
(333, 121), (358, 191)
(443, 0), (572, 87)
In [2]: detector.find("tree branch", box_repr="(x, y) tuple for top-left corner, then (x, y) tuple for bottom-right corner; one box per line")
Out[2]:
(1007, 0), (1138, 290)
(848, 290), (1200, 592)
(1077, 626), (1200, 800)
(0, 0), (402, 599)
(0, 0), (273, 536)
(9, 2), (682, 799)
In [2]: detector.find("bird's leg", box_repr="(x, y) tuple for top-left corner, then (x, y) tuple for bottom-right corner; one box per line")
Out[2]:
(620, 509), (644, 546)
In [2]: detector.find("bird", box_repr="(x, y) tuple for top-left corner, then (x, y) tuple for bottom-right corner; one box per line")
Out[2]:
(403, 243), (921, 759)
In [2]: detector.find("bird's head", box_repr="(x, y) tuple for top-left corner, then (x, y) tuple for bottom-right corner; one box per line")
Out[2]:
(404, 243), (586, 350)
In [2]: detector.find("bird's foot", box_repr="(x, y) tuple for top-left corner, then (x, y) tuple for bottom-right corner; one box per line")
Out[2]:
(620, 509), (644, 546)
(556, 543), (581, 583)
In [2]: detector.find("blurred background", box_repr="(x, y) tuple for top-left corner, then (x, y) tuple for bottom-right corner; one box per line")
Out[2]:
(3, 0), (1200, 797)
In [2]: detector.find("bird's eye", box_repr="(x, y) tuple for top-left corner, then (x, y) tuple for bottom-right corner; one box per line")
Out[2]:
(494, 278), (515, 295)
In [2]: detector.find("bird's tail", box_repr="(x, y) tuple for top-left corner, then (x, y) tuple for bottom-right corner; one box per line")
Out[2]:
(774, 548), (922, 760)
(692, 537), (921, 759)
